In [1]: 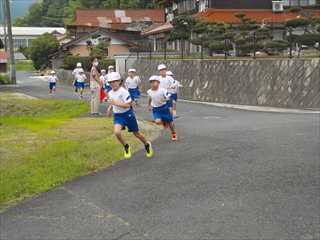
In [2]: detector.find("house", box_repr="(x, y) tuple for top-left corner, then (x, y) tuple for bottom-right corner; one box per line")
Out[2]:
(58, 28), (138, 58)
(57, 8), (165, 59)
(0, 51), (8, 73)
(0, 27), (66, 50)
(144, 0), (320, 52)
(67, 8), (165, 37)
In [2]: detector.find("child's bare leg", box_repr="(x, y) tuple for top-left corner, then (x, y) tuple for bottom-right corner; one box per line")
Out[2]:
(154, 119), (162, 126)
(169, 122), (176, 133)
(114, 124), (127, 146)
(133, 131), (148, 145)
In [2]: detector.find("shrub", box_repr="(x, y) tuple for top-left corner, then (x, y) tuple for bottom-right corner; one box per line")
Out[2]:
(0, 74), (10, 85)
(29, 33), (59, 70)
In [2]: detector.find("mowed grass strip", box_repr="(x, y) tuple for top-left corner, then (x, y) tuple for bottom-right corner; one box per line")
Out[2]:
(0, 93), (159, 209)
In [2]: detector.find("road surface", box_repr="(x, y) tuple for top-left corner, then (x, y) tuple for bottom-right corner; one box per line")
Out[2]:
(1, 72), (319, 240)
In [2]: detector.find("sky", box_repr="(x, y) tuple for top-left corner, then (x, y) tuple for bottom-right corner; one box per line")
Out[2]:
(0, 0), (37, 23)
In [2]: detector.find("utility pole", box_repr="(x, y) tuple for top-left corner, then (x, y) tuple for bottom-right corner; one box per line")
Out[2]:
(1, 0), (8, 51)
(4, 0), (16, 84)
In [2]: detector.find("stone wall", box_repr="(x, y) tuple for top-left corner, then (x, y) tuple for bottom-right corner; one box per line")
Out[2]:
(133, 58), (320, 109)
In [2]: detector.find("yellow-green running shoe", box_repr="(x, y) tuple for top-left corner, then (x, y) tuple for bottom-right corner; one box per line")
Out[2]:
(145, 142), (154, 158)
(124, 145), (132, 159)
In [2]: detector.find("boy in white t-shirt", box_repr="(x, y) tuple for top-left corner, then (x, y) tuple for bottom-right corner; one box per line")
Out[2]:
(72, 62), (84, 93)
(48, 70), (58, 95)
(147, 75), (178, 141)
(106, 72), (154, 159)
(77, 69), (87, 99)
(125, 68), (141, 106)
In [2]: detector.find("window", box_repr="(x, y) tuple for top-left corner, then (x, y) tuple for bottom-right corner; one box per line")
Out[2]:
(283, 0), (317, 6)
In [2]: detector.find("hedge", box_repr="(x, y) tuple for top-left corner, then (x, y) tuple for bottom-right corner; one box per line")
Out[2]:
(62, 56), (115, 71)
(0, 74), (10, 85)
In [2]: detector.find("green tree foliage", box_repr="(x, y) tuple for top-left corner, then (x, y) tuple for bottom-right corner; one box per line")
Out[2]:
(29, 33), (60, 70)
(286, 16), (320, 52)
(89, 39), (110, 59)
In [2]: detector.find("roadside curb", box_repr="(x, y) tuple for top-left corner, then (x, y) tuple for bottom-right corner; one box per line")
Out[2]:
(179, 99), (320, 114)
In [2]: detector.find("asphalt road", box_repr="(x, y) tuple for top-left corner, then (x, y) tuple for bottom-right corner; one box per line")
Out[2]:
(1, 72), (319, 240)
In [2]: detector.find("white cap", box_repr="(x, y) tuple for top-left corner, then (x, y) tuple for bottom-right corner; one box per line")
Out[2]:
(108, 72), (121, 82)
(50, 70), (56, 74)
(108, 65), (114, 69)
(166, 71), (174, 76)
(77, 62), (82, 67)
(149, 75), (160, 82)
(158, 64), (167, 71)
(128, 68), (136, 73)
(101, 69), (106, 73)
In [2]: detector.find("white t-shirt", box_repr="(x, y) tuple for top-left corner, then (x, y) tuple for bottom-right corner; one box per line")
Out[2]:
(48, 75), (58, 83)
(108, 87), (132, 113)
(72, 67), (84, 79)
(77, 74), (86, 83)
(125, 76), (141, 89)
(169, 79), (180, 94)
(159, 75), (174, 90)
(147, 88), (171, 108)
(100, 75), (109, 86)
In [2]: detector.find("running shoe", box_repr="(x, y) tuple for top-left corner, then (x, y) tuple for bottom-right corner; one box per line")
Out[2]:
(145, 142), (154, 158)
(124, 144), (132, 159)
(171, 132), (178, 141)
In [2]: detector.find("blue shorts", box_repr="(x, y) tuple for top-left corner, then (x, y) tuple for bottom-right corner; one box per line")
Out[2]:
(49, 82), (56, 90)
(128, 88), (140, 101)
(73, 80), (77, 87)
(166, 99), (173, 108)
(170, 93), (178, 102)
(152, 104), (173, 123)
(105, 85), (112, 93)
(113, 108), (139, 133)
(76, 82), (85, 89)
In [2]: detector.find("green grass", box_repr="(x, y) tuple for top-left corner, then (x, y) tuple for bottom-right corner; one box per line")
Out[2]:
(0, 93), (159, 209)
(16, 60), (35, 71)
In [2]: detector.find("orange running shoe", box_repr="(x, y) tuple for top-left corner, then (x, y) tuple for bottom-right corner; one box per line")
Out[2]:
(171, 132), (178, 141)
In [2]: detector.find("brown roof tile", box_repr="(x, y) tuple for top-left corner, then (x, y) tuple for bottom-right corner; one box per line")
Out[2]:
(71, 9), (165, 28)
(196, 9), (320, 24)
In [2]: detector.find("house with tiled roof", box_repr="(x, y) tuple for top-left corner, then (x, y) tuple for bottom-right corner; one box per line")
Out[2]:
(63, 8), (165, 58)
(145, 0), (320, 52)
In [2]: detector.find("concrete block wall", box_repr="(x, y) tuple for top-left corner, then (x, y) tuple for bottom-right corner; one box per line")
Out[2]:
(133, 58), (320, 109)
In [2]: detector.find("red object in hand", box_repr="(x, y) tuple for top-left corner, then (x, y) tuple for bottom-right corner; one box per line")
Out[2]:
(100, 88), (106, 103)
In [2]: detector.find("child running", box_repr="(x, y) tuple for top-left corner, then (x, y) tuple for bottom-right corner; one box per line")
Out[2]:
(48, 70), (58, 95)
(125, 68), (141, 107)
(106, 72), (154, 159)
(72, 62), (84, 93)
(157, 64), (175, 113)
(76, 69), (87, 99)
(147, 75), (178, 141)
(166, 71), (180, 117)
(100, 69), (112, 99)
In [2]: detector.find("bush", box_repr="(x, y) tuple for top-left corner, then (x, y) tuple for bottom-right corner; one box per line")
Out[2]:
(62, 55), (115, 71)
(0, 74), (10, 85)
(29, 33), (59, 70)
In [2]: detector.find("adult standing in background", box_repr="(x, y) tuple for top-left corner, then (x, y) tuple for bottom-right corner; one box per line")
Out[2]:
(90, 58), (101, 115)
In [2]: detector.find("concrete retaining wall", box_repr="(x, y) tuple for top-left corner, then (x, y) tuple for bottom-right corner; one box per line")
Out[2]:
(133, 58), (320, 109)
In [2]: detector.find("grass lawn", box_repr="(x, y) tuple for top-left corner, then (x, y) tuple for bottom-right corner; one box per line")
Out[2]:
(0, 93), (159, 209)
(16, 60), (35, 72)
